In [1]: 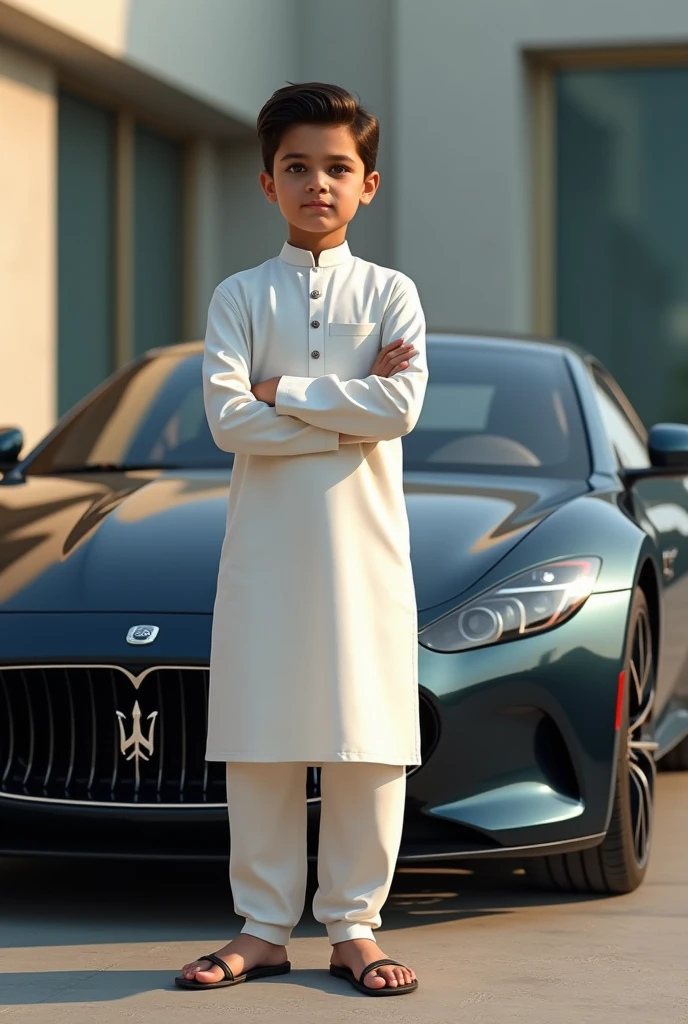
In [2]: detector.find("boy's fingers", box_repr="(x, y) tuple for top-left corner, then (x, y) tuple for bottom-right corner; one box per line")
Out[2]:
(385, 347), (416, 366)
(381, 337), (405, 354)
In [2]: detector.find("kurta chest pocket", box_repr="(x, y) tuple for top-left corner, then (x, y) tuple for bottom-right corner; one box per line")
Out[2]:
(329, 323), (380, 340)
(327, 323), (381, 378)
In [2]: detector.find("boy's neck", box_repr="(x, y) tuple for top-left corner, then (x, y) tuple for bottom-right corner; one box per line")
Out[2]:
(286, 225), (349, 265)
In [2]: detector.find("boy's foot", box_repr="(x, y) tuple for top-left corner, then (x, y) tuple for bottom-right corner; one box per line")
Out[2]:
(180, 934), (288, 986)
(330, 938), (416, 990)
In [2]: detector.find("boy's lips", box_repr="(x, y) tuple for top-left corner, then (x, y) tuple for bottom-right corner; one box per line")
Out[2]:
(303, 201), (332, 209)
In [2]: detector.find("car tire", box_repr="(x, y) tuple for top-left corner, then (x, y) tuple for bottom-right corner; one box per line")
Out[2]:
(659, 735), (688, 771)
(526, 589), (656, 895)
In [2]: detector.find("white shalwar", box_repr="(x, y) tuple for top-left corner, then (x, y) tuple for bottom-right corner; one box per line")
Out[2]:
(203, 240), (428, 766)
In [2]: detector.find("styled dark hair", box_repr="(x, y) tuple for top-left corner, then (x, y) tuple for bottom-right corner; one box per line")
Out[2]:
(257, 82), (379, 177)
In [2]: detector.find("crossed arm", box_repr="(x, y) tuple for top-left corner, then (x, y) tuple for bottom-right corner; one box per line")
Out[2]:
(203, 280), (428, 457)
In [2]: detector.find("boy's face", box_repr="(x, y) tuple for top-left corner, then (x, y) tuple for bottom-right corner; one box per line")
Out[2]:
(260, 124), (379, 239)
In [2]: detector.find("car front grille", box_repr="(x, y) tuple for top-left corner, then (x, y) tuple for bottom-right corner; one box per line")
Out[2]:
(0, 665), (439, 807)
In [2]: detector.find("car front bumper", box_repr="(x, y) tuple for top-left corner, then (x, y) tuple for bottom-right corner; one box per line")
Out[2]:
(0, 592), (631, 860)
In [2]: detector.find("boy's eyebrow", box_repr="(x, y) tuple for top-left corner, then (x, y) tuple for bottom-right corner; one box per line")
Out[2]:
(279, 152), (357, 162)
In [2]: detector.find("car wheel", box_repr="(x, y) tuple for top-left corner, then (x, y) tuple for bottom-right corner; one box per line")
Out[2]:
(526, 589), (657, 894)
(659, 735), (688, 771)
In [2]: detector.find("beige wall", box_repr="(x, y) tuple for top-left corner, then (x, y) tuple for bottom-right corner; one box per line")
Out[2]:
(0, 41), (55, 450)
(1, 0), (301, 124)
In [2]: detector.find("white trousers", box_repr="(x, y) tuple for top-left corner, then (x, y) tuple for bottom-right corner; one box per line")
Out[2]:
(225, 761), (406, 946)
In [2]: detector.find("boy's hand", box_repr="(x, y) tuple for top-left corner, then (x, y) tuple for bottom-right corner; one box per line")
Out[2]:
(370, 338), (416, 378)
(251, 377), (281, 406)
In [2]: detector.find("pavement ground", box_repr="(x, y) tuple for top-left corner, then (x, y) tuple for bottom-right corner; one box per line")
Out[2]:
(1, 773), (687, 1024)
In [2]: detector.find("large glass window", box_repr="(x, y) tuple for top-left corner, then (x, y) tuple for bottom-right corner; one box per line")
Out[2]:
(57, 93), (187, 416)
(556, 67), (688, 428)
(57, 92), (115, 416)
(133, 125), (185, 357)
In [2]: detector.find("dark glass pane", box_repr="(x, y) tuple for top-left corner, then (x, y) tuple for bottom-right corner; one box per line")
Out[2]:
(28, 352), (233, 474)
(133, 125), (184, 357)
(401, 343), (590, 478)
(26, 342), (587, 478)
(57, 92), (115, 416)
(556, 68), (688, 427)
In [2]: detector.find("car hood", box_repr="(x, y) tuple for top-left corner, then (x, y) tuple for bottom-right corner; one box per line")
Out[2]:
(0, 470), (587, 614)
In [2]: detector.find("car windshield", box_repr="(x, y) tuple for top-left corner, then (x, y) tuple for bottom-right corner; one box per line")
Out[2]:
(25, 341), (590, 478)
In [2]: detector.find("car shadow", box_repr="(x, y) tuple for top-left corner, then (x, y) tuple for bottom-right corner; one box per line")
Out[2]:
(0, 854), (605, 1004)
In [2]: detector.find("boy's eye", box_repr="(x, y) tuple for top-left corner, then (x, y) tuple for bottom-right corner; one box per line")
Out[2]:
(285, 163), (306, 173)
(330, 165), (350, 175)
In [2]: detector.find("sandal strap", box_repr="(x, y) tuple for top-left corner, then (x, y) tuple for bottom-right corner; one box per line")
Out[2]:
(200, 952), (234, 982)
(359, 958), (405, 985)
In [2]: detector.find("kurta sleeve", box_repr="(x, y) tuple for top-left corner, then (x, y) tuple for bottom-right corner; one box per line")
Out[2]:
(203, 286), (340, 457)
(274, 276), (428, 440)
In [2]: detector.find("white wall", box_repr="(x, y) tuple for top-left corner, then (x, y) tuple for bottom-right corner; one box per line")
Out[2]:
(0, 41), (55, 449)
(1, 0), (301, 124)
(395, 0), (688, 334)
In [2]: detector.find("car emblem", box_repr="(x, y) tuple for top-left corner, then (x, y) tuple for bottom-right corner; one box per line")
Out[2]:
(126, 625), (160, 645)
(115, 700), (159, 789)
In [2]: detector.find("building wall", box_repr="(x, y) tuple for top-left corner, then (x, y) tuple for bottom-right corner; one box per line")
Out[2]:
(0, 41), (55, 448)
(299, 0), (394, 269)
(1, 0), (301, 122)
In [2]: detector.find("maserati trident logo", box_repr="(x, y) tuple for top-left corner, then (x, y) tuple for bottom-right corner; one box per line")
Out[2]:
(126, 624), (160, 645)
(115, 701), (159, 788)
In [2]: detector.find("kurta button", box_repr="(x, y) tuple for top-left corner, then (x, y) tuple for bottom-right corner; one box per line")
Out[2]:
(310, 290), (321, 299)
(311, 350), (320, 359)
(310, 320), (320, 328)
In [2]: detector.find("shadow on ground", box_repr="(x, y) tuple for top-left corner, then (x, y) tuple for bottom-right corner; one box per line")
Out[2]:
(1, 853), (601, 950)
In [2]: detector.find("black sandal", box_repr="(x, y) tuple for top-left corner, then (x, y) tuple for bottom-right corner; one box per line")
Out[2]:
(330, 957), (418, 996)
(175, 952), (291, 990)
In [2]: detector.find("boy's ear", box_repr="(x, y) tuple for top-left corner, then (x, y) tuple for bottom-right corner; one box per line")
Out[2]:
(359, 170), (380, 206)
(260, 170), (279, 204)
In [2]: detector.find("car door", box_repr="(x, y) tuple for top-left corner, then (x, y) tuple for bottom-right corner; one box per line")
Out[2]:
(590, 362), (688, 714)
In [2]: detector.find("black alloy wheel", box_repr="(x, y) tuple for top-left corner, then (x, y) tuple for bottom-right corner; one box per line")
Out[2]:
(527, 589), (658, 894)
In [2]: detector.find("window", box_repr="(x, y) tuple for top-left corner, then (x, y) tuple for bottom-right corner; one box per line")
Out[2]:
(57, 92), (115, 416)
(591, 366), (650, 470)
(556, 67), (688, 428)
(403, 344), (590, 478)
(57, 91), (188, 416)
(133, 125), (184, 356)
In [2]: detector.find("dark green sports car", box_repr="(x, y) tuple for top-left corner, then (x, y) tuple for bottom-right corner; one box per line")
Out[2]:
(1, 333), (688, 895)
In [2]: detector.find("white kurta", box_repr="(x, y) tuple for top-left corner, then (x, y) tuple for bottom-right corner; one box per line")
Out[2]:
(203, 240), (428, 765)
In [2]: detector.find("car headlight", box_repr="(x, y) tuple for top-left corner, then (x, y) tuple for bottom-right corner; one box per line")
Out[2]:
(418, 557), (602, 653)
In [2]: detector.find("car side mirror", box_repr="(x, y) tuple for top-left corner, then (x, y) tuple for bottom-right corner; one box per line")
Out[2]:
(0, 426), (23, 467)
(648, 423), (688, 469)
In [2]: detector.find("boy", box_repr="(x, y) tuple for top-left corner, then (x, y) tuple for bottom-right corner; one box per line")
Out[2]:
(177, 82), (427, 997)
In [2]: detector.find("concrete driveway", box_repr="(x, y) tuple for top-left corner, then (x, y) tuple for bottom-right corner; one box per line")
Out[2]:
(1, 773), (687, 1024)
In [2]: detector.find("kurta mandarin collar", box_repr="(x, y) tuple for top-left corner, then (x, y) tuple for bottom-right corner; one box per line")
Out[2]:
(279, 240), (353, 268)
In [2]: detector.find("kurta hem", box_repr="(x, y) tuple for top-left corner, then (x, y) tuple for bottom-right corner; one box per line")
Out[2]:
(206, 750), (420, 766)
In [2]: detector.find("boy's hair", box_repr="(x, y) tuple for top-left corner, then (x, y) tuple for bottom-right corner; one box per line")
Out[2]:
(257, 82), (379, 177)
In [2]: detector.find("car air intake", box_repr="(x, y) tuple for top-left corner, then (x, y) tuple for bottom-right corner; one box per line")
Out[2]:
(0, 667), (439, 806)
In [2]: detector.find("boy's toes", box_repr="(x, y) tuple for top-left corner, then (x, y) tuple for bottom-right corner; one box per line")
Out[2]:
(181, 959), (223, 983)
(369, 965), (415, 989)
(364, 970), (388, 989)
(193, 966), (223, 984)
